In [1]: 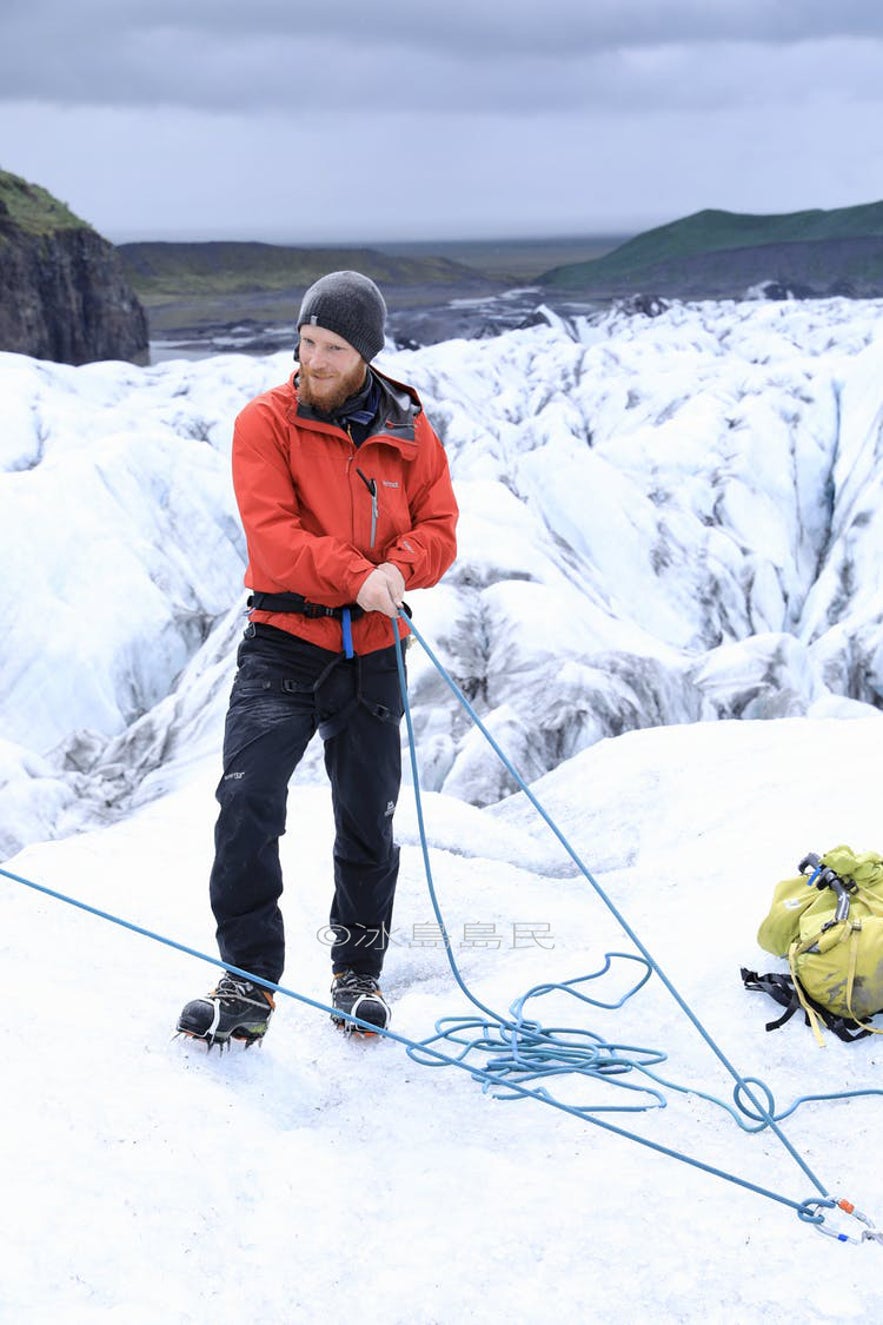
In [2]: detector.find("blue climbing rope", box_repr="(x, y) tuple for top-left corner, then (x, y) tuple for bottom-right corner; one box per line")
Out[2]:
(2, 607), (882, 1242)
(0, 858), (840, 1226)
(388, 612), (883, 1238)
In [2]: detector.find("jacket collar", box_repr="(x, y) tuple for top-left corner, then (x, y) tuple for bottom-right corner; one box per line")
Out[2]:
(290, 366), (422, 446)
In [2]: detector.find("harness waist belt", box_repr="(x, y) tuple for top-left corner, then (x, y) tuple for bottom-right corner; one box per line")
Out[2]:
(248, 591), (365, 621)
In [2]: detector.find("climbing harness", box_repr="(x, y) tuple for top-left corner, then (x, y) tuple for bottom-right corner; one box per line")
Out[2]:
(2, 609), (882, 1244)
(246, 590), (365, 621)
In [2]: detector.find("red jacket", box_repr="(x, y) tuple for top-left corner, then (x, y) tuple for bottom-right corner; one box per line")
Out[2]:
(233, 366), (458, 653)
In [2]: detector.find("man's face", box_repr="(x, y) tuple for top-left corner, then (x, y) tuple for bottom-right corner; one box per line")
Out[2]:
(297, 324), (367, 414)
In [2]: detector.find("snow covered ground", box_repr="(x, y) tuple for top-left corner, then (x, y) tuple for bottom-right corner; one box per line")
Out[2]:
(3, 298), (883, 1322)
(4, 715), (883, 1323)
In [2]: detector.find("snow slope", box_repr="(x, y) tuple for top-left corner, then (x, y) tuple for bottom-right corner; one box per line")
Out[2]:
(3, 712), (883, 1323)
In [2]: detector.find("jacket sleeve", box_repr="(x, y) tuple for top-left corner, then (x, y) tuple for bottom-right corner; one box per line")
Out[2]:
(232, 393), (375, 605)
(383, 415), (459, 590)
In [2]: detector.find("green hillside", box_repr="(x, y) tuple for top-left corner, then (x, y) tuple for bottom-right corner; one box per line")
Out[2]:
(119, 240), (492, 302)
(541, 201), (883, 292)
(0, 168), (87, 236)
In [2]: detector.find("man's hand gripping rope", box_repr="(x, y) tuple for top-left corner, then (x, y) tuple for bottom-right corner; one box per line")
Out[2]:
(356, 562), (405, 617)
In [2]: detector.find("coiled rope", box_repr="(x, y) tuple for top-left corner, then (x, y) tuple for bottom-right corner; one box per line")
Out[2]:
(2, 609), (882, 1242)
(389, 614), (883, 1242)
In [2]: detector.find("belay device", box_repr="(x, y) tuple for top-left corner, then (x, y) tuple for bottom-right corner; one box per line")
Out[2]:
(743, 845), (883, 1044)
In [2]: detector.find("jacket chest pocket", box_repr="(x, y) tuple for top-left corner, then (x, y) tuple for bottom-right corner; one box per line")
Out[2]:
(355, 465), (409, 551)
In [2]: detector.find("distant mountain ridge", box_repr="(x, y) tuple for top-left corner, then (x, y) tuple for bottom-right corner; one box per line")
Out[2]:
(539, 201), (883, 300)
(0, 169), (148, 365)
(118, 240), (496, 297)
(117, 239), (506, 347)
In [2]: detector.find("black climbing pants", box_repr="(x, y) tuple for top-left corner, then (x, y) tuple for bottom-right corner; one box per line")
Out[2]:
(209, 623), (404, 984)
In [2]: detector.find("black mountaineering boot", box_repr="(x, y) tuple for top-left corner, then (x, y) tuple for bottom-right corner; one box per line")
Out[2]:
(330, 969), (391, 1035)
(177, 972), (275, 1047)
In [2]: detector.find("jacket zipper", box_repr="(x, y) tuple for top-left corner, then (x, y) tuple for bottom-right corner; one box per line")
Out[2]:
(356, 467), (378, 548)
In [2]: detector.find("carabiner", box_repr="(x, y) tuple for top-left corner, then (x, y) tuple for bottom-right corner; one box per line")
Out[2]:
(805, 1197), (883, 1246)
(836, 1199), (883, 1245)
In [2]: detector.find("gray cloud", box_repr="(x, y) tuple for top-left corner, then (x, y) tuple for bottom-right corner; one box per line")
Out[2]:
(14, 0), (883, 52)
(3, 0), (883, 114)
(2, 0), (881, 242)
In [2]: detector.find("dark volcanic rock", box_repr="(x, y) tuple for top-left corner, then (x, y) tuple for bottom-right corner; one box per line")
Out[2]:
(616, 293), (669, 317)
(0, 176), (149, 366)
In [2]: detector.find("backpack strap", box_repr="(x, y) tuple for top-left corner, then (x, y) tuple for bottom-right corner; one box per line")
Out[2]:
(741, 968), (803, 1031)
(841, 920), (883, 1032)
(740, 967), (873, 1044)
(787, 940), (827, 1047)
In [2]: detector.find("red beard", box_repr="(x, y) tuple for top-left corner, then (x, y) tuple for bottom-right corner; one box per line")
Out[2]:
(297, 360), (367, 415)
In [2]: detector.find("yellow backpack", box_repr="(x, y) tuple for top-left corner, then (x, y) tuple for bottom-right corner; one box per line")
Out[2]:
(743, 847), (883, 1045)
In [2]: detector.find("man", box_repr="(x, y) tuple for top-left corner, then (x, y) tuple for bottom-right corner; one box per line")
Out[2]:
(177, 271), (458, 1047)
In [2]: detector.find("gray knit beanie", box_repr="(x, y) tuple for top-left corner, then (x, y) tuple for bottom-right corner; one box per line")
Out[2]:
(296, 270), (387, 362)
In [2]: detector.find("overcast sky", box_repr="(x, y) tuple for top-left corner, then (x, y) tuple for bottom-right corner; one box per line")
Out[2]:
(2, 0), (882, 245)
